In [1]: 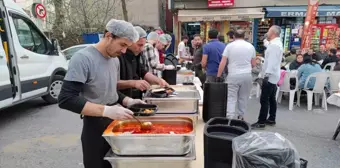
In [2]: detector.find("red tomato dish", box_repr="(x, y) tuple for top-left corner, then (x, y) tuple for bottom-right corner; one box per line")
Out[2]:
(112, 122), (193, 134)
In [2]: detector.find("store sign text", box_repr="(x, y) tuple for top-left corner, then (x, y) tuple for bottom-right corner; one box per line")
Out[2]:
(279, 11), (340, 17)
(183, 15), (253, 22)
(208, 0), (234, 8)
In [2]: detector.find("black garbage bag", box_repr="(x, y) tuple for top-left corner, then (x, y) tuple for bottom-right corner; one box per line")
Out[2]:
(232, 132), (301, 168)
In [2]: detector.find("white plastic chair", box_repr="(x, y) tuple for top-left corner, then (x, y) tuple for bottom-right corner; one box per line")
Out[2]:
(328, 72), (340, 93)
(277, 72), (299, 111)
(297, 72), (330, 111)
(324, 62), (336, 71)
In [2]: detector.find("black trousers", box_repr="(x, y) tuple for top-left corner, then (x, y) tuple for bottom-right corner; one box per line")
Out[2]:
(258, 81), (277, 124)
(81, 116), (113, 168)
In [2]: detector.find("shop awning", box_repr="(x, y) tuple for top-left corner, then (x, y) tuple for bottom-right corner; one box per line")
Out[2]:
(177, 8), (264, 22)
(265, 6), (340, 17)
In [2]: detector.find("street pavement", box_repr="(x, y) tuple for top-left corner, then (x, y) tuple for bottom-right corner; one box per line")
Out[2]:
(0, 95), (340, 168)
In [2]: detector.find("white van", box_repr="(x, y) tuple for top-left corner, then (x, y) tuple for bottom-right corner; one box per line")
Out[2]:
(0, 0), (67, 110)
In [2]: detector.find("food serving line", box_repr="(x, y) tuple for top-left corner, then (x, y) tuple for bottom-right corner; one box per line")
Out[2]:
(102, 71), (201, 168)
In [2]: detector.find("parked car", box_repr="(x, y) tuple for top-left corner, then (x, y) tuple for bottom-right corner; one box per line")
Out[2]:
(0, 0), (67, 109)
(62, 44), (91, 60)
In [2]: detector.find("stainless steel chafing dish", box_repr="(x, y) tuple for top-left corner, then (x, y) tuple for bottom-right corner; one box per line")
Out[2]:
(104, 144), (196, 168)
(149, 85), (197, 91)
(176, 70), (195, 84)
(102, 117), (195, 156)
(144, 86), (200, 113)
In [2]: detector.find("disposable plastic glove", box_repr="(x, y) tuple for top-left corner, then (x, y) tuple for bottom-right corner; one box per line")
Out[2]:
(126, 98), (146, 107)
(102, 105), (134, 120)
(164, 65), (175, 70)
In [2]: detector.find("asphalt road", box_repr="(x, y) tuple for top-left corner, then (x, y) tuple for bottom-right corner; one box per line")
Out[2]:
(0, 96), (340, 168)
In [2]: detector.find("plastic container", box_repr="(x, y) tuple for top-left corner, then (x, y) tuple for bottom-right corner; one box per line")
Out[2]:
(162, 70), (177, 85)
(206, 118), (250, 132)
(203, 83), (228, 122)
(300, 158), (308, 168)
(129, 104), (158, 116)
(204, 125), (247, 168)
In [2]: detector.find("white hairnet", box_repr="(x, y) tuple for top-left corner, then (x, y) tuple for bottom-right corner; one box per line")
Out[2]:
(147, 31), (159, 41)
(134, 26), (147, 38)
(164, 34), (172, 42)
(159, 34), (168, 45)
(106, 19), (139, 42)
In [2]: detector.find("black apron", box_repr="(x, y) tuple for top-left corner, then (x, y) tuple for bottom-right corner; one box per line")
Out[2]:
(81, 103), (117, 168)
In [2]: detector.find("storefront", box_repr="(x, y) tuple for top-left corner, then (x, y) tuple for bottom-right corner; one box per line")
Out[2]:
(175, 8), (264, 46)
(263, 5), (340, 53)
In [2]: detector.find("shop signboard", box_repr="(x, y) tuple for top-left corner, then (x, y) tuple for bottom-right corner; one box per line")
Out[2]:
(301, 0), (319, 49)
(208, 0), (234, 8)
(265, 6), (340, 17)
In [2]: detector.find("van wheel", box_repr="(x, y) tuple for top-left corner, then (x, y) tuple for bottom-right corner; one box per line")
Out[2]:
(42, 75), (64, 104)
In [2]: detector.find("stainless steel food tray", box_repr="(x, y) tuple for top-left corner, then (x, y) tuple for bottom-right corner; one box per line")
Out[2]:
(149, 85), (197, 92)
(104, 144), (196, 168)
(177, 74), (195, 84)
(103, 117), (195, 156)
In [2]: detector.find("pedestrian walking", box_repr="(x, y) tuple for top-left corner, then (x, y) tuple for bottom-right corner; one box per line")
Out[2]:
(58, 19), (145, 168)
(118, 26), (169, 99)
(217, 29), (256, 120)
(251, 25), (283, 129)
(201, 29), (226, 82)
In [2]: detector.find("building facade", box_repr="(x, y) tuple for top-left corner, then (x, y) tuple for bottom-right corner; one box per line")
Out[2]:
(171, 0), (340, 53)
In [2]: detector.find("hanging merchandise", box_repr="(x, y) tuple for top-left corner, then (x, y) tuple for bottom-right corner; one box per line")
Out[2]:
(256, 19), (271, 53)
(310, 25), (321, 51)
(283, 25), (291, 52)
(301, 0), (320, 49)
(230, 21), (253, 43)
(206, 22), (211, 42)
(322, 25), (338, 49)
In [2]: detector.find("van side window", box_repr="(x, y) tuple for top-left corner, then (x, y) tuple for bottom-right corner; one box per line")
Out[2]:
(12, 15), (48, 55)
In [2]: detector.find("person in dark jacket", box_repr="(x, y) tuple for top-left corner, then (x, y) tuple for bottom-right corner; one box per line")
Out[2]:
(192, 34), (205, 84)
(315, 45), (328, 62)
(289, 54), (304, 70)
(118, 26), (168, 99)
(321, 48), (339, 69)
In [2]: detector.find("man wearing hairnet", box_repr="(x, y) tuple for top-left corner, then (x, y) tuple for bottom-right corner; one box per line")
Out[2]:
(58, 19), (145, 168)
(118, 26), (169, 99)
(142, 31), (175, 76)
(159, 34), (172, 64)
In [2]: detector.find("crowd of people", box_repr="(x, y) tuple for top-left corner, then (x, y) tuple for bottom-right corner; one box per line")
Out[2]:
(180, 25), (283, 129)
(56, 18), (340, 168)
(183, 24), (340, 129)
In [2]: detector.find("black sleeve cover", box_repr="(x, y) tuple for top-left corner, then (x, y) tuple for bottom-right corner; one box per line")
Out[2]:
(58, 80), (87, 114)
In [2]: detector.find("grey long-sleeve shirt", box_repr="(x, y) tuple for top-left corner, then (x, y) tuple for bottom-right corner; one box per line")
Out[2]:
(261, 37), (283, 84)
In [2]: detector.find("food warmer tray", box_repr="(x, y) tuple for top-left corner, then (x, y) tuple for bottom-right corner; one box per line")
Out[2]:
(103, 117), (195, 156)
(143, 88), (200, 114)
(104, 143), (196, 168)
(149, 85), (197, 92)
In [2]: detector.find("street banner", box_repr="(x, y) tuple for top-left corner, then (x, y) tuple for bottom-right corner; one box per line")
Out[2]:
(301, 0), (320, 49)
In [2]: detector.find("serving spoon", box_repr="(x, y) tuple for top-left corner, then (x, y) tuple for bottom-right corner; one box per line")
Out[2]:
(131, 115), (153, 131)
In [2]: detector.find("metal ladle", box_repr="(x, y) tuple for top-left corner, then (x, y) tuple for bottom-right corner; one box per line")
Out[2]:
(131, 115), (153, 130)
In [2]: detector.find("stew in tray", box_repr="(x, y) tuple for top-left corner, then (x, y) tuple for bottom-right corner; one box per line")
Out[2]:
(112, 122), (193, 134)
